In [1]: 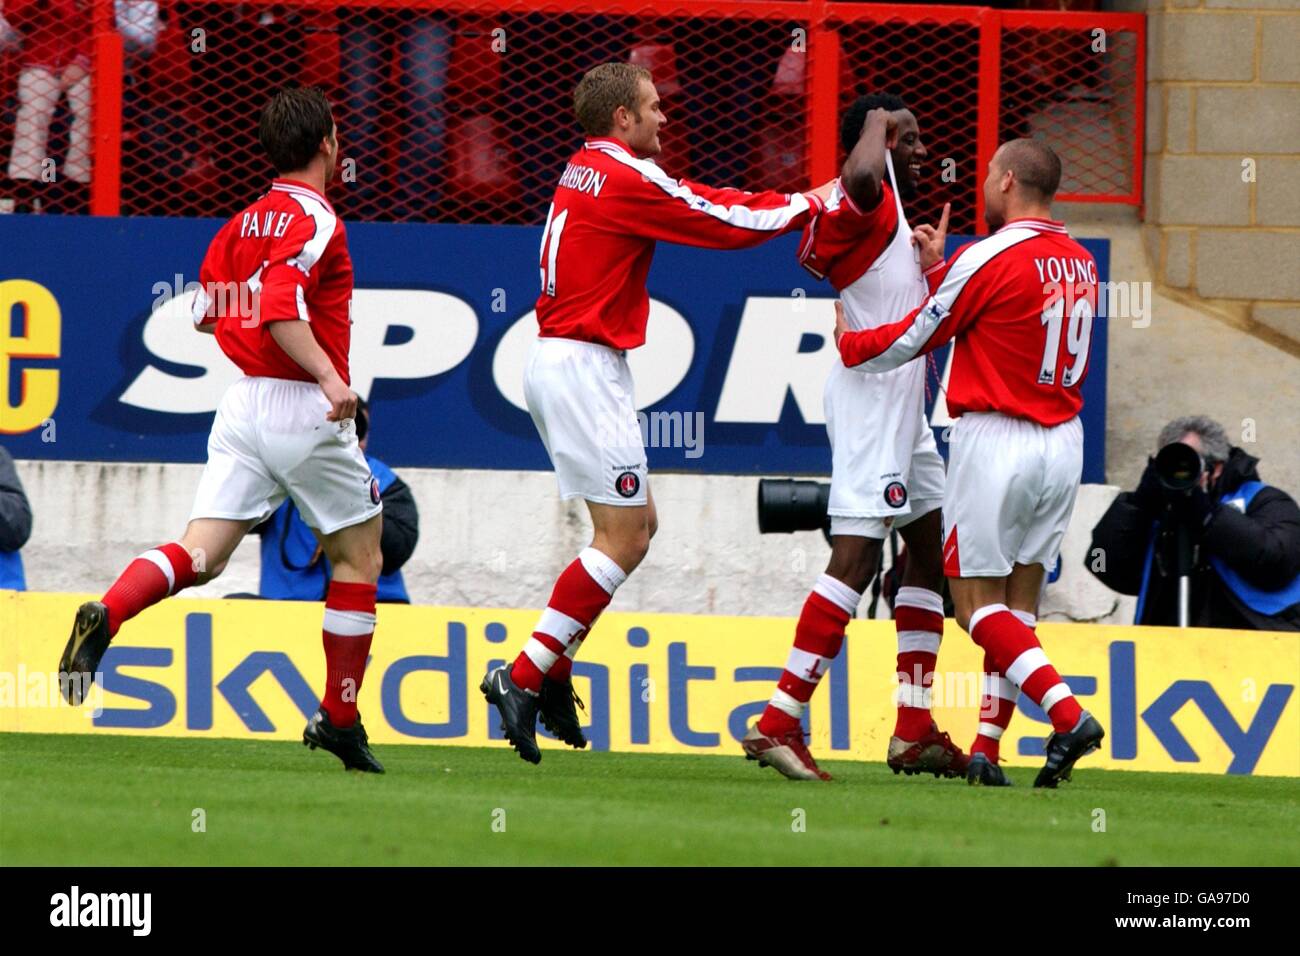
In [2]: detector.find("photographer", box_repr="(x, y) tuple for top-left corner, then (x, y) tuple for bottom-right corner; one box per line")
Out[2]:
(1087, 416), (1300, 630)
(0, 444), (32, 591)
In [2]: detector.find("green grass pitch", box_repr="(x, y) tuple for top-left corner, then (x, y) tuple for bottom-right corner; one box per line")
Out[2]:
(2, 733), (1297, 866)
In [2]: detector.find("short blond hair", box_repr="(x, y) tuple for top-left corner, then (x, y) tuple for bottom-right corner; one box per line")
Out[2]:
(574, 62), (651, 136)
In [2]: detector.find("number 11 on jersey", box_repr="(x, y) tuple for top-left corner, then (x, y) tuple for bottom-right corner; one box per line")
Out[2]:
(539, 203), (568, 297)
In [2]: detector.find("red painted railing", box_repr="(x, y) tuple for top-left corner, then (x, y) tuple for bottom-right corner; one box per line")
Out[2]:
(1, 1), (1143, 231)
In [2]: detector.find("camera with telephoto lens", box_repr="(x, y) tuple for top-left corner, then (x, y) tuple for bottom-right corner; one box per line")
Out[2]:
(757, 478), (832, 540)
(1154, 441), (1203, 495)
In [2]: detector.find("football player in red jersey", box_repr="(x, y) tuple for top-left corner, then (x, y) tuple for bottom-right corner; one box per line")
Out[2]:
(482, 61), (831, 764)
(58, 87), (388, 773)
(743, 94), (968, 782)
(836, 139), (1106, 788)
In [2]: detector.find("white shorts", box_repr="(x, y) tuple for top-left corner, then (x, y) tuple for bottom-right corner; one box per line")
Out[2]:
(190, 376), (382, 535)
(824, 359), (945, 539)
(943, 411), (1083, 577)
(524, 337), (648, 507)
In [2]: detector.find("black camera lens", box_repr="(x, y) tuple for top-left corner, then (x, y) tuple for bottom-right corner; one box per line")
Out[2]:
(758, 478), (831, 534)
(1155, 441), (1203, 493)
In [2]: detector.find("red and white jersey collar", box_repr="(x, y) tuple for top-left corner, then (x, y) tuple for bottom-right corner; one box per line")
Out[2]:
(584, 137), (635, 156)
(271, 177), (332, 205)
(997, 216), (1068, 235)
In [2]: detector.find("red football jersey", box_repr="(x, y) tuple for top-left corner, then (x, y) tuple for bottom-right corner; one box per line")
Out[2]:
(797, 178), (899, 291)
(191, 179), (354, 385)
(535, 137), (820, 350)
(838, 218), (1099, 427)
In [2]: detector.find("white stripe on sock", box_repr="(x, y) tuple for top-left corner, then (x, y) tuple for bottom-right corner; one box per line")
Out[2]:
(1007, 648), (1050, 688)
(895, 586), (944, 616)
(1011, 609), (1038, 628)
(1040, 682), (1073, 713)
(983, 673), (1018, 700)
(976, 721), (1006, 740)
(322, 608), (376, 637)
(968, 602), (1009, 634)
(813, 573), (862, 616)
(522, 636), (561, 673)
(141, 549), (175, 595)
(897, 629), (941, 655)
(769, 688), (805, 719)
(786, 647), (833, 685)
(896, 682), (932, 710)
(578, 547), (627, 596)
(535, 607), (587, 648)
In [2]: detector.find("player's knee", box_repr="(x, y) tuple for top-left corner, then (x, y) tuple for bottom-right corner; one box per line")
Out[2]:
(628, 525), (652, 565)
(360, 544), (384, 583)
(333, 543), (382, 584)
(195, 558), (229, 586)
(607, 525), (650, 573)
(825, 547), (879, 594)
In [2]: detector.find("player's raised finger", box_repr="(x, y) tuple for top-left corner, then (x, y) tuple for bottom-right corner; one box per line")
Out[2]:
(938, 202), (951, 234)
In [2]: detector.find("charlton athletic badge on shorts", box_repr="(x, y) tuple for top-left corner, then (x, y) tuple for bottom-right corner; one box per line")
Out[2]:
(368, 476), (381, 505)
(884, 481), (908, 509)
(615, 470), (641, 499)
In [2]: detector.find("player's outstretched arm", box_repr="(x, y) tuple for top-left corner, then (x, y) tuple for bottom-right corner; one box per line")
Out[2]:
(840, 107), (897, 211)
(838, 235), (988, 372)
(613, 161), (821, 251)
(268, 320), (356, 422)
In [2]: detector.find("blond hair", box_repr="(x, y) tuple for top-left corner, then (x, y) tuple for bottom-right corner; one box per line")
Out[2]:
(574, 62), (651, 136)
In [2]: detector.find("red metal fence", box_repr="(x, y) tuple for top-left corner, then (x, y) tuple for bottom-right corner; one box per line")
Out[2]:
(0, 0), (1143, 234)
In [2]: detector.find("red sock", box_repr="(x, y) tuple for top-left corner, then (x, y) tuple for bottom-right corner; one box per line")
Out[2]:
(973, 611), (1033, 761)
(893, 587), (944, 740)
(758, 574), (859, 737)
(101, 543), (197, 637)
(512, 548), (624, 693)
(973, 650), (1018, 762)
(320, 580), (377, 728)
(970, 605), (1081, 735)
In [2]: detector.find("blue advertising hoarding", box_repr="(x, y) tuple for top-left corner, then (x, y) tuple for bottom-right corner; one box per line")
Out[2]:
(0, 215), (1108, 481)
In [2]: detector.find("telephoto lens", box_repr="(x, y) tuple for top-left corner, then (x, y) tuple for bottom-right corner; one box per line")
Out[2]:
(757, 478), (831, 534)
(1154, 441), (1203, 493)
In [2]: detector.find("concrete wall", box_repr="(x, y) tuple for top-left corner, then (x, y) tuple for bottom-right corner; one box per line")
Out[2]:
(1139, 0), (1300, 343)
(11, 459), (1133, 625)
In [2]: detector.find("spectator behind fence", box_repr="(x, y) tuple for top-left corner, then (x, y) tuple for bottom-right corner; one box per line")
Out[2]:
(339, 9), (450, 220)
(252, 400), (418, 604)
(3, 0), (158, 214)
(1086, 416), (1300, 631)
(0, 445), (32, 591)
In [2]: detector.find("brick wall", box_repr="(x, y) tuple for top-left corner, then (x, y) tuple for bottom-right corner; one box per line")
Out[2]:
(1139, 0), (1300, 342)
